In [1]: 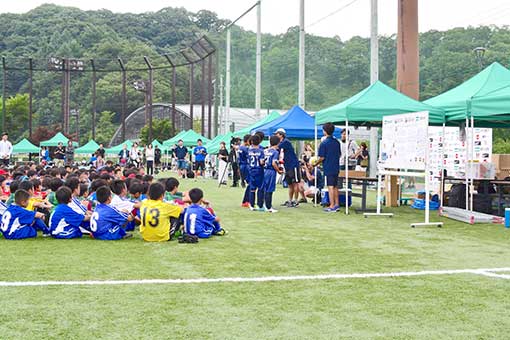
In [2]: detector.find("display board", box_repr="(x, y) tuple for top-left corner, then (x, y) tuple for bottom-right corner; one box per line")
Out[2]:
(428, 126), (492, 186)
(380, 111), (429, 170)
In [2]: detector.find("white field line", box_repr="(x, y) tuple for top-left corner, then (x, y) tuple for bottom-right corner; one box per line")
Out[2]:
(0, 267), (510, 287)
(474, 270), (510, 280)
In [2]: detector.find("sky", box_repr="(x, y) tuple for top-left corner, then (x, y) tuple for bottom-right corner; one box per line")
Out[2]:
(1, 0), (509, 39)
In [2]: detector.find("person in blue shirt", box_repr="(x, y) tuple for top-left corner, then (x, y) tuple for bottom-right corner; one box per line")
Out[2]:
(90, 186), (133, 240)
(238, 135), (251, 207)
(263, 135), (284, 213)
(1, 189), (49, 239)
(315, 123), (341, 212)
(49, 186), (91, 239)
(247, 134), (266, 211)
(275, 128), (301, 208)
(193, 139), (207, 179)
(173, 139), (188, 179)
(183, 188), (226, 238)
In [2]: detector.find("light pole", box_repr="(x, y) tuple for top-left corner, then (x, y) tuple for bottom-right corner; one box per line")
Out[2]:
(473, 47), (487, 70)
(133, 79), (151, 142)
(70, 109), (80, 142)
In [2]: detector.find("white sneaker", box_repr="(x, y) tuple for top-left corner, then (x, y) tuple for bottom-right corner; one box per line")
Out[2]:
(265, 208), (278, 213)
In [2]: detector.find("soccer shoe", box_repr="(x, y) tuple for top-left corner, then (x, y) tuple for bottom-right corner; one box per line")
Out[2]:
(290, 200), (299, 208)
(241, 202), (250, 208)
(265, 207), (278, 213)
(280, 200), (291, 207)
(298, 198), (308, 204)
(122, 233), (133, 239)
(215, 229), (228, 236)
(178, 234), (199, 244)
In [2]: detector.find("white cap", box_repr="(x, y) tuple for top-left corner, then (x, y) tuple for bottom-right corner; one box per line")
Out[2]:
(275, 128), (286, 135)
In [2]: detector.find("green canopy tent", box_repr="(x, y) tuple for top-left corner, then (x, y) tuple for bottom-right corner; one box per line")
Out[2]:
(162, 130), (188, 147)
(424, 62), (510, 126)
(206, 132), (234, 155)
(315, 81), (445, 215)
(234, 111), (281, 136)
(105, 140), (134, 154)
(151, 139), (168, 151)
(74, 140), (100, 155)
(40, 132), (79, 147)
(178, 130), (210, 147)
(315, 81), (445, 126)
(12, 138), (39, 154)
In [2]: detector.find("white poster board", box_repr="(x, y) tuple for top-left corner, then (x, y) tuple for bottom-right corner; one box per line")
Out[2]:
(380, 111), (429, 170)
(428, 127), (492, 187)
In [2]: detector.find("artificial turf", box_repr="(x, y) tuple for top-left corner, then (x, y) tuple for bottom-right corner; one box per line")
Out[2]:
(0, 173), (509, 339)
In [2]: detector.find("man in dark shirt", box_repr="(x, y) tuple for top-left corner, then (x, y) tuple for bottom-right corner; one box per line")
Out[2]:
(54, 142), (65, 167)
(275, 128), (301, 208)
(173, 139), (188, 179)
(96, 144), (106, 159)
(316, 123), (341, 212)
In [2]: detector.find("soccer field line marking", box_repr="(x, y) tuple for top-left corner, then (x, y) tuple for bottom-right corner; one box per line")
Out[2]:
(1, 267), (510, 287)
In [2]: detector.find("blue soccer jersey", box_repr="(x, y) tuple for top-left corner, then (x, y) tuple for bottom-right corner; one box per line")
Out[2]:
(1, 205), (41, 239)
(49, 204), (85, 239)
(263, 148), (280, 193)
(183, 204), (222, 238)
(238, 145), (249, 166)
(90, 203), (128, 240)
(193, 146), (207, 162)
(248, 146), (265, 189)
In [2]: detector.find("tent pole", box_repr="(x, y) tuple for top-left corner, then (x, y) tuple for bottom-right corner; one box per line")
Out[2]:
(314, 122), (318, 207)
(440, 123), (446, 210)
(345, 119), (349, 215)
(465, 117), (469, 211)
(470, 114), (474, 212)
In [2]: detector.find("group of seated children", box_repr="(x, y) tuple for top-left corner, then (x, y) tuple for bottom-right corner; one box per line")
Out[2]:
(0, 165), (226, 242)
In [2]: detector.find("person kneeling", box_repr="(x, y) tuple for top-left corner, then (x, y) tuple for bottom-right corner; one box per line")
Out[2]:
(49, 187), (92, 239)
(90, 186), (133, 240)
(1, 189), (49, 239)
(184, 188), (226, 238)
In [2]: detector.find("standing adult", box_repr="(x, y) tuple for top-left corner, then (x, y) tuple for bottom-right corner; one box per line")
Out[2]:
(154, 145), (162, 173)
(145, 144), (154, 175)
(229, 139), (240, 187)
(173, 139), (188, 179)
(0, 132), (12, 167)
(65, 140), (75, 166)
(275, 128), (301, 208)
(54, 142), (65, 167)
(217, 141), (229, 185)
(130, 142), (140, 167)
(96, 143), (106, 159)
(315, 123), (341, 212)
(340, 129), (358, 170)
(119, 144), (129, 166)
(193, 139), (207, 179)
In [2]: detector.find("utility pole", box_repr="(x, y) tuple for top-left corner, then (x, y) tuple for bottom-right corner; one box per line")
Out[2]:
(1, 57), (5, 134)
(28, 58), (33, 139)
(91, 59), (97, 140)
(369, 0), (379, 178)
(219, 75), (224, 134)
(225, 28), (231, 135)
(298, 0), (305, 109)
(255, 0), (262, 119)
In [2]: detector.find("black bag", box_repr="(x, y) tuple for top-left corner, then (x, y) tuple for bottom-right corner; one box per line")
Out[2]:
(447, 184), (466, 209)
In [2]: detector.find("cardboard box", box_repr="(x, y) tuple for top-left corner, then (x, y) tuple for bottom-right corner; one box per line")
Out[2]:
(339, 170), (367, 178)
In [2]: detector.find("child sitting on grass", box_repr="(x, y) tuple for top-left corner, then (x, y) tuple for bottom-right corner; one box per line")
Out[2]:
(184, 188), (226, 238)
(140, 182), (183, 242)
(1, 189), (49, 239)
(49, 186), (91, 239)
(90, 186), (133, 240)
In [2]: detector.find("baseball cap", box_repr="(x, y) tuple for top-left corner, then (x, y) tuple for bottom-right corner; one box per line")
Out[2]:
(275, 128), (286, 135)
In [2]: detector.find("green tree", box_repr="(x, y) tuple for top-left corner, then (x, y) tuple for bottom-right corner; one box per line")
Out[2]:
(94, 111), (117, 145)
(140, 119), (173, 144)
(0, 93), (29, 139)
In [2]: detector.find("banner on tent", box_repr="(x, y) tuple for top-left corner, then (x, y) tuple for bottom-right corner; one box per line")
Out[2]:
(380, 111), (428, 171)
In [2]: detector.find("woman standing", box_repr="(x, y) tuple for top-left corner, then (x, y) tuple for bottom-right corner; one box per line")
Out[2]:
(119, 144), (129, 166)
(145, 144), (155, 175)
(65, 140), (75, 165)
(130, 143), (140, 167)
(217, 141), (229, 185)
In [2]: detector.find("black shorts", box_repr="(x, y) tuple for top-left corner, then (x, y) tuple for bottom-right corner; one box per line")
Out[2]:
(194, 161), (205, 171)
(325, 174), (338, 187)
(285, 167), (301, 184)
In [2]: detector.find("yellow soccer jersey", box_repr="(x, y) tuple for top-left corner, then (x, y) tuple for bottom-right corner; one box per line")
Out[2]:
(140, 199), (183, 242)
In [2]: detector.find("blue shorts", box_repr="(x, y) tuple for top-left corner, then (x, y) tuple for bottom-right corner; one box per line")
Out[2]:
(177, 159), (187, 169)
(240, 164), (249, 182)
(249, 170), (264, 189)
(262, 170), (277, 193)
(325, 174), (338, 187)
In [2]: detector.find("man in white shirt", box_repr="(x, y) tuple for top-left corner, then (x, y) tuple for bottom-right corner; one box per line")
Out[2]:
(0, 132), (13, 166)
(340, 129), (358, 170)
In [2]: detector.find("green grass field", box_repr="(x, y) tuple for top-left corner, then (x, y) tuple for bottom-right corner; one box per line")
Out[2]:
(1, 173), (510, 339)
